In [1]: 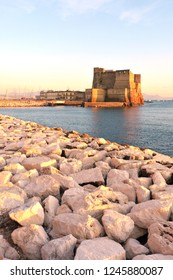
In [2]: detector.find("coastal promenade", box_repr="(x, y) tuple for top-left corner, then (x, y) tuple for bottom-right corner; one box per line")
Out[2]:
(0, 114), (173, 260)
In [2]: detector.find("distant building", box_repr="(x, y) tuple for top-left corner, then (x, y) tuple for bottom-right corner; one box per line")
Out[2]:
(88, 67), (144, 105)
(36, 90), (85, 101)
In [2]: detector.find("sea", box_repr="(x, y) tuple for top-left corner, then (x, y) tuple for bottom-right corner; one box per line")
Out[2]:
(0, 100), (173, 157)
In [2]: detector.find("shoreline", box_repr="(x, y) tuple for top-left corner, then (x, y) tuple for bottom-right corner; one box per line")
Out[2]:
(0, 114), (173, 260)
(0, 99), (139, 108)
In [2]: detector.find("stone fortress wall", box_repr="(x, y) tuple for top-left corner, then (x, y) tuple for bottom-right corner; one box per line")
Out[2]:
(91, 68), (144, 106)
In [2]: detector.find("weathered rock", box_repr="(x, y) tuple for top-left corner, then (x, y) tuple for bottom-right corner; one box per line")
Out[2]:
(41, 234), (77, 260)
(59, 158), (82, 175)
(136, 186), (150, 203)
(4, 163), (26, 174)
(74, 237), (126, 260)
(141, 162), (169, 175)
(151, 171), (166, 186)
(62, 186), (129, 218)
(11, 224), (49, 259)
(24, 175), (60, 199)
(0, 186), (27, 215)
(71, 167), (104, 186)
(52, 173), (80, 190)
(42, 143), (62, 156)
(95, 161), (111, 178)
(43, 195), (59, 229)
(147, 221), (173, 255)
(107, 169), (129, 186)
(52, 213), (104, 240)
(20, 144), (42, 157)
(22, 156), (57, 171)
(128, 200), (172, 228)
(152, 186), (173, 200)
(102, 209), (134, 242)
(0, 235), (20, 260)
(109, 182), (136, 202)
(0, 171), (12, 185)
(6, 154), (26, 164)
(11, 169), (39, 184)
(124, 238), (150, 259)
(9, 198), (44, 226)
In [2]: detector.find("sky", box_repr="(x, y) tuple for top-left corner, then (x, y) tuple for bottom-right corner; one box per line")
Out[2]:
(0, 0), (173, 98)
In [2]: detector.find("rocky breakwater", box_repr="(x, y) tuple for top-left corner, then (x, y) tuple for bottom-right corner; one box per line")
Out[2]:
(0, 114), (173, 260)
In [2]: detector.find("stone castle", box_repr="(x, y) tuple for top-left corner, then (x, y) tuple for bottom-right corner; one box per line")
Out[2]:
(90, 67), (144, 106)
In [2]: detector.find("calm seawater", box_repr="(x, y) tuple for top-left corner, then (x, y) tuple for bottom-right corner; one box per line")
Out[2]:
(0, 101), (173, 156)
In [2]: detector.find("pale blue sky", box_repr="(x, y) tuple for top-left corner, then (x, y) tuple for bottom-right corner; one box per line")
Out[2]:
(0, 0), (173, 97)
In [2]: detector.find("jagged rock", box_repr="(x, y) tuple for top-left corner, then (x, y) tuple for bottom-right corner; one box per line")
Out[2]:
(11, 224), (49, 259)
(0, 186), (27, 215)
(127, 177), (152, 189)
(6, 154), (26, 164)
(95, 161), (111, 179)
(74, 237), (126, 260)
(41, 234), (77, 260)
(147, 221), (173, 255)
(107, 169), (129, 186)
(52, 173), (80, 190)
(9, 198), (44, 226)
(0, 235), (20, 260)
(136, 186), (150, 203)
(11, 169), (39, 184)
(153, 153), (173, 164)
(4, 163), (26, 174)
(62, 186), (128, 218)
(151, 171), (166, 186)
(152, 186), (173, 200)
(128, 199), (172, 228)
(22, 156), (57, 171)
(0, 171), (12, 185)
(70, 167), (104, 186)
(20, 144), (42, 157)
(41, 143), (62, 156)
(42, 195), (59, 229)
(24, 175), (60, 199)
(52, 213), (104, 240)
(59, 158), (82, 175)
(109, 182), (136, 202)
(124, 238), (150, 259)
(102, 209), (134, 242)
(141, 162), (169, 175)
(149, 184), (166, 195)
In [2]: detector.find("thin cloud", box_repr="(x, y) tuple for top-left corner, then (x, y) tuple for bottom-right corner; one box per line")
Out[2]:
(58, 0), (112, 16)
(120, 1), (162, 24)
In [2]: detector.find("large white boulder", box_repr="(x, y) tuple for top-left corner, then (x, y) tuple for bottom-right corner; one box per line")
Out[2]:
(24, 175), (60, 199)
(128, 199), (172, 228)
(0, 186), (27, 215)
(74, 237), (126, 260)
(52, 213), (104, 240)
(102, 209), (134, 242)
(22, 156), (57, 171)
(9, 198), (44, 226)
(11, 224), (49, 259)
(70, 167), (104, 186)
